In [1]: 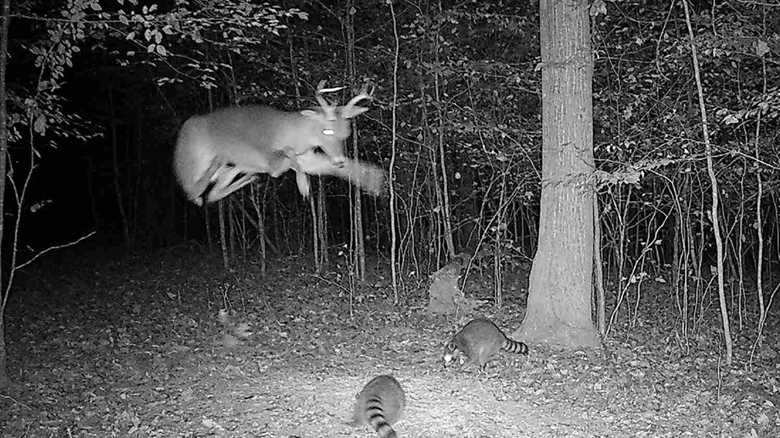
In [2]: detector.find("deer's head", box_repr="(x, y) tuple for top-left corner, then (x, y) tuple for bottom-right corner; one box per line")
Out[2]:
(299, 81), (373, 167)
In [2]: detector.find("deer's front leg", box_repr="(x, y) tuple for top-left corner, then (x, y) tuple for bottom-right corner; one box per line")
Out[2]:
(297, 151), (385, 196)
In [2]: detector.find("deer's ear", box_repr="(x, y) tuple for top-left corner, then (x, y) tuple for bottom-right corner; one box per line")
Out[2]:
(300, 109), (319, 119)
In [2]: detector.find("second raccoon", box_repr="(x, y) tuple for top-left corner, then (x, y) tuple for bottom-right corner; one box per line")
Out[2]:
(443, 317), (529, 370)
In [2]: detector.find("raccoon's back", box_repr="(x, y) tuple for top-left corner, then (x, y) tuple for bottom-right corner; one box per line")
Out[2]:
(447, 318), (519, 368)
(457, 318), (506, 350)
(352, 375), (405, 437)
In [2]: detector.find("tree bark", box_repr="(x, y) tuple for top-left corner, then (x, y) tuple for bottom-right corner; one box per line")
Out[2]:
(680, 0), (732, 363)
(317, 180), (328, 268)
(345, 0), (366, 280)
(433, 0), (456, 261)
(0, 0), (11, 387)
(218, 201), (228, 270)
(515, 0), (600, 348)
(387, 0), (400, 302)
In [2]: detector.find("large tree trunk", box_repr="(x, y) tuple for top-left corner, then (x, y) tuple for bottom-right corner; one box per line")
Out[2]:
(515, 0), (599, 348)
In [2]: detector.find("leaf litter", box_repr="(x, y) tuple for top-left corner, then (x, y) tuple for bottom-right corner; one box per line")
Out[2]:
(0, 245), (778, 437)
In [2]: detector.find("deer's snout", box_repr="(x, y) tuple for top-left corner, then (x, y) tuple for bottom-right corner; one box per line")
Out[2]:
(331, 156), (346, 168)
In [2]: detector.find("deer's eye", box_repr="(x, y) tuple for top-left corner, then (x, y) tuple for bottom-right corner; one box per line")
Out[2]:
(322, 128), (335, 136)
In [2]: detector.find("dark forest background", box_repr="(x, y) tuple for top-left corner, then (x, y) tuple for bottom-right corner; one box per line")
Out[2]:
(5, 0), (780, 335)
(8, 3), (776, 262)
(3, 0), (779, 332)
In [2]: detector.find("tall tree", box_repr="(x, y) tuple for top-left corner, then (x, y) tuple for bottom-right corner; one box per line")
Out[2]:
(515, 0), (600, 348)
(0, 0), (105, 386)
(0, 0), (10, 387)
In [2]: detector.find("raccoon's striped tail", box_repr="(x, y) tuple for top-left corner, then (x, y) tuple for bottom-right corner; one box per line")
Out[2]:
(502, 338), (529, 355)
(365, 395), (397, 438)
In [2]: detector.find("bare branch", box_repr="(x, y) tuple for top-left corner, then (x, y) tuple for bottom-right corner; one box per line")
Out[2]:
(15, 231), (97, 271)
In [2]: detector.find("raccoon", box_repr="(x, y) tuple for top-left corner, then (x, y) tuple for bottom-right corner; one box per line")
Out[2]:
(350, 375), (405, 438)
(442, 317), (529, 370)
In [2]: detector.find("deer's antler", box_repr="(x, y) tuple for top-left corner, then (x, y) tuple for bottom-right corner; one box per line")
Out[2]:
(343, 82), (374, 117)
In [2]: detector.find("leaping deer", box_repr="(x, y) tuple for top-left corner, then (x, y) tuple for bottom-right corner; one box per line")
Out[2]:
(173, 81), (385, 205)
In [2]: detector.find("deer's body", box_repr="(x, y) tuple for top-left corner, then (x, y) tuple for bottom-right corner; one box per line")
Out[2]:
(173, 82), (383, 205)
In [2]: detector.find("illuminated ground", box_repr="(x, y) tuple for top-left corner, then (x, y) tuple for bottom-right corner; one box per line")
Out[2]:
(2, 246), (777, 437)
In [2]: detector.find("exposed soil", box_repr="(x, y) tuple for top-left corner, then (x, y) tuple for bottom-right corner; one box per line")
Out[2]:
(1, 245), (778, 437)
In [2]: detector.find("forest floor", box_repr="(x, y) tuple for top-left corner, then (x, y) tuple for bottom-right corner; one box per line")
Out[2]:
(1, 244), (778, 437)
